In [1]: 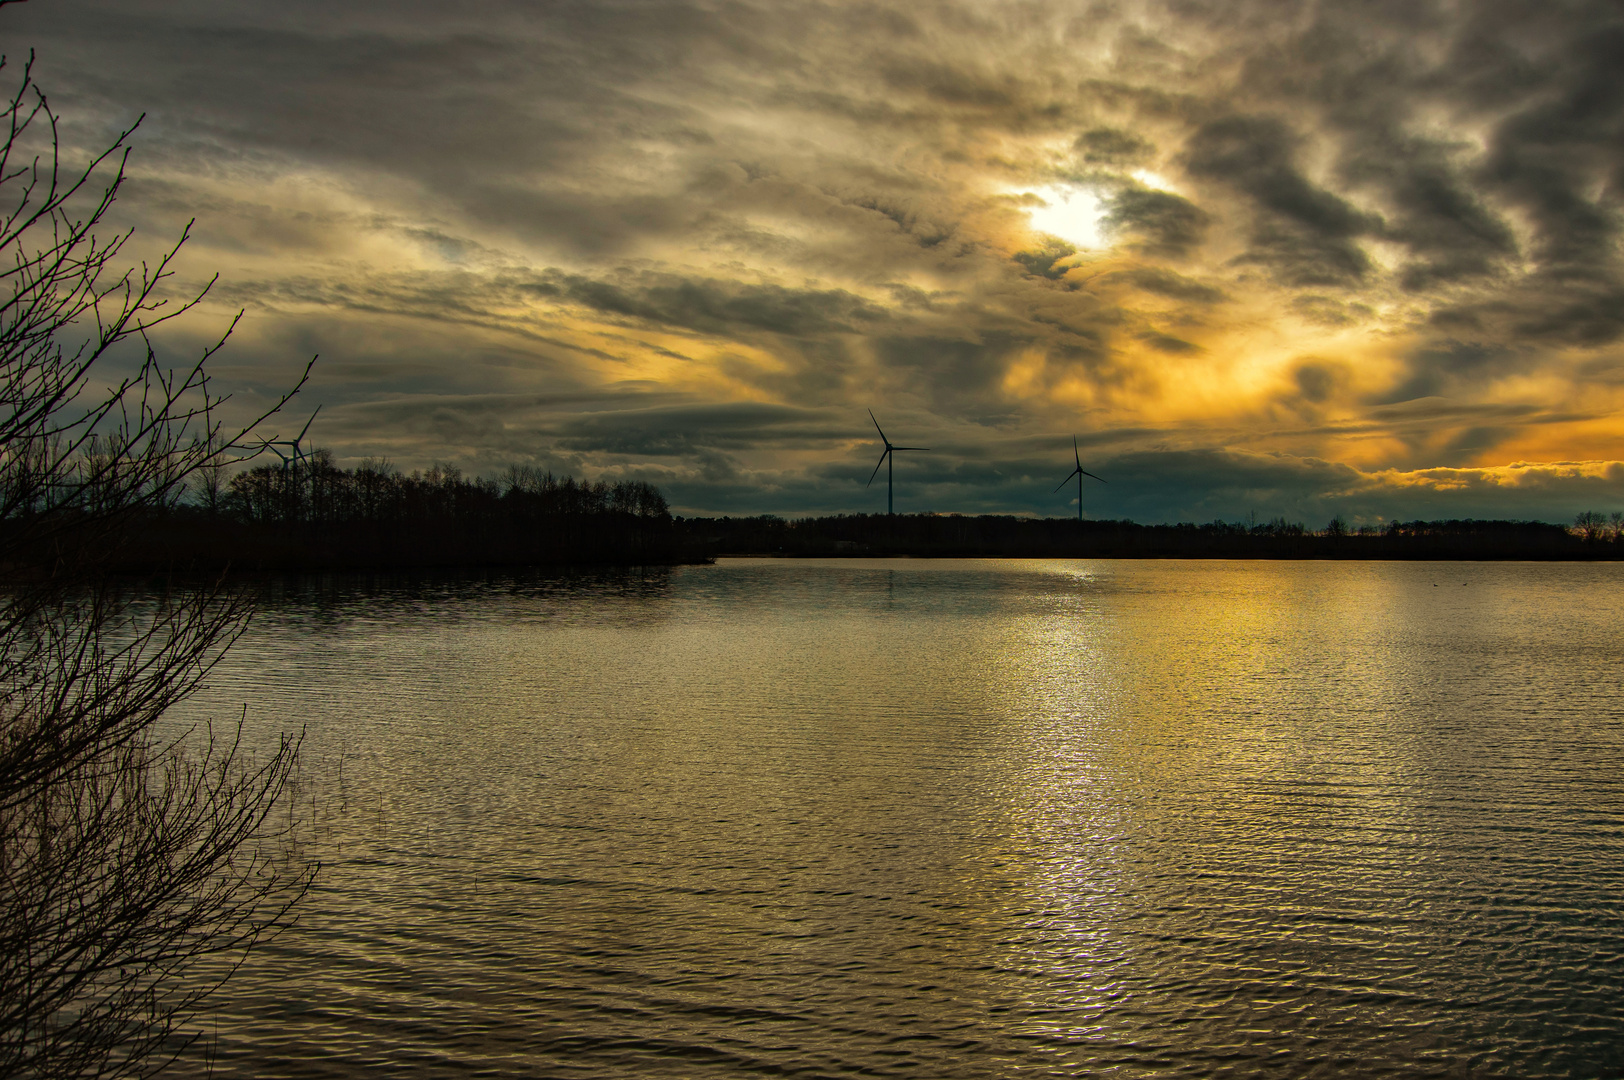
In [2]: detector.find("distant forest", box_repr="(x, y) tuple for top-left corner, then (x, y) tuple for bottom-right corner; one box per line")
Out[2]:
(676, 511), (1624, 561)
(100, 455), (1624, 569)
(128, 454), (680, 569)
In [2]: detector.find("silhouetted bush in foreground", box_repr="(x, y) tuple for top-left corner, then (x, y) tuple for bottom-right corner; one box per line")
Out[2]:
(0, 52), (314, 1078)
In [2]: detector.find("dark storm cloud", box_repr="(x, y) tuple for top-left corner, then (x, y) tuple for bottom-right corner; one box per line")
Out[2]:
(12, 1), (786, 255)
(1293, 362), (1342, 404)
(1033, 447), (1624, 527)
(1106, 268), (1227, 305)
(1011, 238), (1079, 281)
(1097, 447), (1366, 523)
(1291, 294), (1372, 327)
(525, 272), (887, 338)
(879, 57), (1021, 110)
(554, 402), (835, 457)
(1076, 128), (1154, 167)
(1230, 1), (1624, 325)
(1184, 115), (1381, 286)
(1102, 187), (1211, 257)
(1367, 150), (1518, 290)
(1369, 341), (1518, 406)
(1474, 22), (1624, 275)
(1139, 331), (1202, 355)
(871, 332), (1035, 419)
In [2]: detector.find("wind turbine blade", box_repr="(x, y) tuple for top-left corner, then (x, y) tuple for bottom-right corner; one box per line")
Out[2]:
(868, 409), (889, 445)
(866, 449), (890, 487)
(1081, 469), (1106, 484)
(892, 446), (930, 451)
(1054, 466), (1082, 492)
(295, 405), (320, 444)
(1073, 435), (1082, 470)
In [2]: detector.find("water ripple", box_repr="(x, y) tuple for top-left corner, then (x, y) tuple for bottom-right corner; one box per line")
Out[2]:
(167, 560), (1624, 1078)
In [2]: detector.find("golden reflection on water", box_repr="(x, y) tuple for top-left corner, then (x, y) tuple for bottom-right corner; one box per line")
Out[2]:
(170, 559), (1624, 1079)
(959, 572), (1132, 1054)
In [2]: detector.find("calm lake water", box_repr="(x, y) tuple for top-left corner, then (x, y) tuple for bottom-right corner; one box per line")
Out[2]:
(176, 559), (1624, 1079)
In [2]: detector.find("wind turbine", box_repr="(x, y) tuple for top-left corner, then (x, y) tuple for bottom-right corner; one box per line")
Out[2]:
(268, 406), (320, 519)
(1054, 435), (1105, 521)
(866, 410), (929, 515)
(268, 406), (320, 465)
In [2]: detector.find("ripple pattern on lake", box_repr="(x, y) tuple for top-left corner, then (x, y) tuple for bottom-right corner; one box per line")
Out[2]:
(173, 560), (1624, 1078)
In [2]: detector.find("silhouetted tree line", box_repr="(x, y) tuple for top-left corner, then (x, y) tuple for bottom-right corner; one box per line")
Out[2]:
(128, 462), (1624, 567)
(132, 456), (680, 570)
(675, 513), (1624, 560)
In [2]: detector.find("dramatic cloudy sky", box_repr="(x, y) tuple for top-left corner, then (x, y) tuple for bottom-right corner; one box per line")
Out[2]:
(9, 0), (1624, 521)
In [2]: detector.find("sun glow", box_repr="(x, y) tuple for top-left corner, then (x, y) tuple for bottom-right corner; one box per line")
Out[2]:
(1130, 169), (1177, 192)
(1016, 184), (1106, 248)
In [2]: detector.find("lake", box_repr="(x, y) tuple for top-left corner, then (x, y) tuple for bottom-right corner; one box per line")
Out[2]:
(176, 558), (1624, 1078)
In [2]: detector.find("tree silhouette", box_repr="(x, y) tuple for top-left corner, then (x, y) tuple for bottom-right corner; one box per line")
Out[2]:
(0, 45), (315, 1077)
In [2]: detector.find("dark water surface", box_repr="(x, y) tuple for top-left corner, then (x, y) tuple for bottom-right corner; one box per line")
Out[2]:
(177, 559), (1624, 1078)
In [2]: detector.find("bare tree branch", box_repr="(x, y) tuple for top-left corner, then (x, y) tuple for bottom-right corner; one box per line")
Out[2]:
(0, 43), (317, 1079)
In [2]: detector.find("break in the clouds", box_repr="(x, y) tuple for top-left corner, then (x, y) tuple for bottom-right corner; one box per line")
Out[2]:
(9, 0), (1624, 521)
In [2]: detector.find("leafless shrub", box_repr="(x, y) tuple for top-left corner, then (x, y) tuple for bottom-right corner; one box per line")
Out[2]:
(0, 41), (316, 1078)
(1573, 511), (1621, 542)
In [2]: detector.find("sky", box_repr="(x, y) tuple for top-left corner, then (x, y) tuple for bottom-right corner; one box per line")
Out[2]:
(8, 0), (1624, 523)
